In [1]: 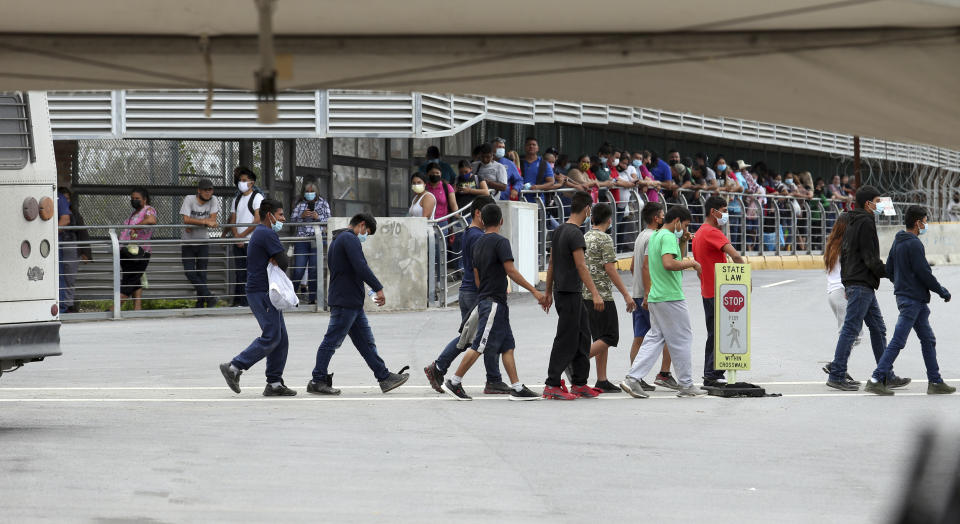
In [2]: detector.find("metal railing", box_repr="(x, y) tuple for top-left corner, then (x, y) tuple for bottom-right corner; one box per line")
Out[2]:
(519, 187), (912, 270)
(57, 222), (328, 319)
(427, 201), (476, 307)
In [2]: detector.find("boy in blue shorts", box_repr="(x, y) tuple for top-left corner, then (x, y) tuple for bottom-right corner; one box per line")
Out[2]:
(441, 204), (548, 401)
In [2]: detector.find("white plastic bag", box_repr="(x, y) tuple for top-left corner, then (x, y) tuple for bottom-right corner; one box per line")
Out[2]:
(268, 263), (299, 310)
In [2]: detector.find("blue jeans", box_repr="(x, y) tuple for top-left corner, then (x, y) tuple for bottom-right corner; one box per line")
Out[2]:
(873, 297), (942, 383)
(291, 241), (318, 303)
(313, 307), (389, 382)
(435, 289), (502, 382)
(829, 285), (887, 382)
(231, 292), (289, 383)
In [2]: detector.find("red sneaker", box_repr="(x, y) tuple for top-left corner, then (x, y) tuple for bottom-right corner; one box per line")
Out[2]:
(542, 385), (578, 400)
(570, 384), (600, 398)
(559, 379), (570, 393)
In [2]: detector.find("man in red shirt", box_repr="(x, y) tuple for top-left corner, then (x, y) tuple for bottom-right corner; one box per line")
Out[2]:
(692, 195), (746, 387)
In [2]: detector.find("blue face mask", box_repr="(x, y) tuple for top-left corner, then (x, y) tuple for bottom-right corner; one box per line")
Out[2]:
(785, 178), (793, 185)
(632, 159), (642, 168)
(304, 192), (316, 201)
(271, 219), (284, 233)
(358, 232), (368, 243)
(919, 225), (928, 236)
(873, 201), (884, 216)
(717, 164), (727, 172)
(674, 229), (684, 240)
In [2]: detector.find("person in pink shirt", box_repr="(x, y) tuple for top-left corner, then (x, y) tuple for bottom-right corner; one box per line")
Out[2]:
(424, 163), (458, 219)
(119, 187), (158, 310)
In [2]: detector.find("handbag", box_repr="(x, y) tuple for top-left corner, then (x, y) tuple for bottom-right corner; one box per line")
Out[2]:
(268, 263), (299, 310)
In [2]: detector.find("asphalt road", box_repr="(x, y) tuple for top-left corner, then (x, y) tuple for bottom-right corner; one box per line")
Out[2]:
(2, 268), (959, 524)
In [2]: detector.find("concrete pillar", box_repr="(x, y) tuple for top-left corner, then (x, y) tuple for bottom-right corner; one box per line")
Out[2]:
(327, 216), (429, 311)
(497, 200), (539, 292)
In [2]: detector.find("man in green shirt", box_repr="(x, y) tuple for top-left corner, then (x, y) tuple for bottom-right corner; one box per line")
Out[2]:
(620, 206), (705, 398)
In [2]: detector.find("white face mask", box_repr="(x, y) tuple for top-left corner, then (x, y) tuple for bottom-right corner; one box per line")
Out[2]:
(495, 147), (506, 159)
(237, 181), (251, 193)
(411, 184), (425, 194)
(718, 212), (729, 226)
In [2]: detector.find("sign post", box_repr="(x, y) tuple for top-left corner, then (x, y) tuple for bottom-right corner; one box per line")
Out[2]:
(715, 263), (751, 385)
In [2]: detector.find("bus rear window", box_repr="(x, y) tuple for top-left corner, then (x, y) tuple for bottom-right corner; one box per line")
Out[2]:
(0, 94), (29, 169)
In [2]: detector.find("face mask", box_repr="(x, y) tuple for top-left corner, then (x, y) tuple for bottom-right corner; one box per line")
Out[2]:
(563, 163), (571, 171)
(718, 212), (729, 226)
(717, 164), (727, 172)
(785, 178), (793, 185)
(412, 183), (425, 194)
(873, 201), (884, 216)
(919, 225), (928, 236)
(428, 174), (441, 183)
(197, 194), (211, 203)
(237, 181), (251, 193)
(668, 159), (678, 166)
(357, 232), (368, 243)
(495, 147), (506, 159)
(130, 199), (143, 210)
(579, 162), (591, 171)
(305, 192), (316, 201)
(674, 229), (684, 240)
(632, 159), (642, 168)
(271, 217), (284, 233)
(599, 156), (608, 165)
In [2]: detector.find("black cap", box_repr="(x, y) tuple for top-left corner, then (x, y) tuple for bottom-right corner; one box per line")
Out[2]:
(198, 179), (214, 189)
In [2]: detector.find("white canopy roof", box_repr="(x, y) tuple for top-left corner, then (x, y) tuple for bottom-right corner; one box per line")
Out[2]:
(3, 0), (959, 148)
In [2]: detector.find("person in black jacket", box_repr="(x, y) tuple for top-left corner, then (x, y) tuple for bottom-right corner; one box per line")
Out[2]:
(865, 206), (954, 395)
(825, 185), (910, 391)
(306, 213), (410, 395)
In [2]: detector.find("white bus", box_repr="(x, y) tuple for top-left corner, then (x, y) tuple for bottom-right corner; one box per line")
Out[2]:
(0, 91), (61, 379)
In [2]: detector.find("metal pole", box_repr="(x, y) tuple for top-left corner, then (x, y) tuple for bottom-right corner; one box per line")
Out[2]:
(854, 135), (861, 188)
(314, 224), (324, 312)
(109, 228), (121, 319)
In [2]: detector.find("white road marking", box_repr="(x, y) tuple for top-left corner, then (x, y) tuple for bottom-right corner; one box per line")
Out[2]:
(760, 279), (796, 288)
(1, 379), (954, 391)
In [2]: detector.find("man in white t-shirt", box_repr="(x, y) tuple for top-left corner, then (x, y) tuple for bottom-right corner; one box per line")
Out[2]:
(180, 178), (221, 307)
(627, 202), (677, 390)
(471, 143), (509, 200)
(228, 168), (264, 307)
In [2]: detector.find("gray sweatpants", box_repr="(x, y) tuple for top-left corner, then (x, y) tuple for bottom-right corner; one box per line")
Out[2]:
(626, 300), (694, 387)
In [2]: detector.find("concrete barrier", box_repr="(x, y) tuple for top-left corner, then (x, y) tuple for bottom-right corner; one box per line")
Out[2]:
(879, 223), (960, 266)
(328, 217), (429, 312)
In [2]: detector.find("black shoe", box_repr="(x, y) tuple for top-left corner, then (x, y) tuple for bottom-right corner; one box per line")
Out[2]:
(263, 382), (297, 396)
(826, 380), (859, 392)
(886, 375), (911, 389)
(864, 380), (894, 396)
(822, 364), (861, 386)
(424, 362), (444, 393)
(306, 374), (341, 395)
(594, 380), (622, 393)
(509, 385), (540, 401)
(379, 366), (410, 393)
(639, 379), (657, 392)
(483, 381), (512, 394)
(219, 362), (241, 394)
(442, 379), (472, 401)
